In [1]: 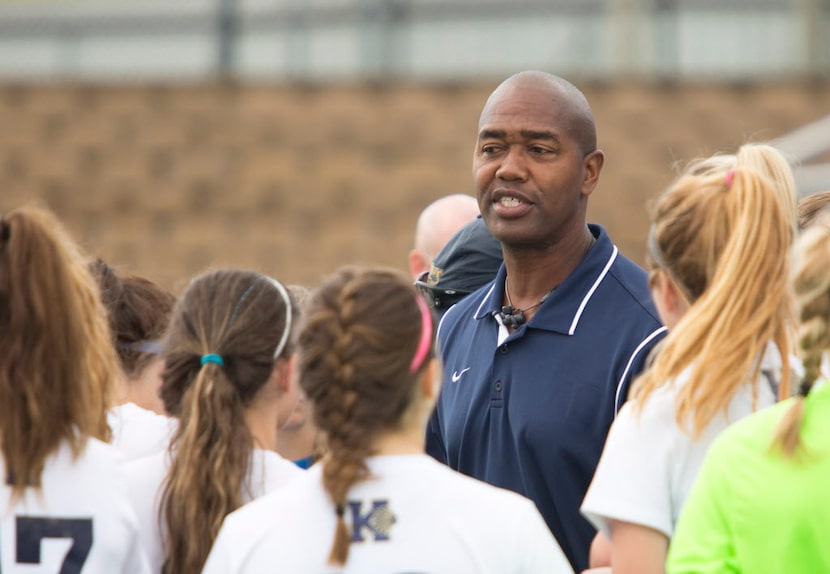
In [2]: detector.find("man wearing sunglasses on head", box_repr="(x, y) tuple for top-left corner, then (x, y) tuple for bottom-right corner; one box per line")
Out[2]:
(415, 216), (503, 320)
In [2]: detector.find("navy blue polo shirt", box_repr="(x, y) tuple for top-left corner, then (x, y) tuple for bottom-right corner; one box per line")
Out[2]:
(426, 224), (666, 572)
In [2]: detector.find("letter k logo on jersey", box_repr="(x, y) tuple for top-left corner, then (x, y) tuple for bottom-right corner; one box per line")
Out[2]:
(349, 500), (396, 543)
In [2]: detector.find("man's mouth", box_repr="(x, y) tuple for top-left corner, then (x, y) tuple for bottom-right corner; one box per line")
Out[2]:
(498, 197), (523, 207)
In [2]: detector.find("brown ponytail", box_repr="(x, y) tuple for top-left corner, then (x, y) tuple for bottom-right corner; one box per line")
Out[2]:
(0, 207), (116, 499)
(298, 267), (434, 566)
(158, 269), (298, 574)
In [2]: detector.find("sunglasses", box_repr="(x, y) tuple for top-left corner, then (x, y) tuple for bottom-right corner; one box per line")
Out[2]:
(414, 272), (471, 311)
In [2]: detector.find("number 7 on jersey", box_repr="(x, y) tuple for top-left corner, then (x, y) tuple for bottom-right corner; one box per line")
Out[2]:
(2, 516), (93, 574)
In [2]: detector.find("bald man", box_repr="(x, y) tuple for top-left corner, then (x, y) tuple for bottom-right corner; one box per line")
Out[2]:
(426, 71), (666, 571)
(408, 194), (480, 279)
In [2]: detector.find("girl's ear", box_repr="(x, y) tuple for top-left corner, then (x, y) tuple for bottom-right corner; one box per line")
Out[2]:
(420, 359), (440, 400)
(280, 354), (298, 395)
(651, 271), (689, 330)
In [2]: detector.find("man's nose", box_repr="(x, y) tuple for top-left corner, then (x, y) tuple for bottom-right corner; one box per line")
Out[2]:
(495, 148), (528, 181)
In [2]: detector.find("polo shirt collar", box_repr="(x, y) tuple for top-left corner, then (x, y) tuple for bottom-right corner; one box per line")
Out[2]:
(473, 224), (619, 336)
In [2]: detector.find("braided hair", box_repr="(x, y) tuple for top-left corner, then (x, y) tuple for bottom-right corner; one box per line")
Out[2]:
(298, 266), (434, 566)
(774, 215), (830, 456)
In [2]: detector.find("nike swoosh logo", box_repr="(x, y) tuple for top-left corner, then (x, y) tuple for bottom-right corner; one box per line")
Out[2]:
(451, 368), (471, 382)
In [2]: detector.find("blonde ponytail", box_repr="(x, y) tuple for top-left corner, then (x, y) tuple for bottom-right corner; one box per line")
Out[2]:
(635, 168), (792, 436)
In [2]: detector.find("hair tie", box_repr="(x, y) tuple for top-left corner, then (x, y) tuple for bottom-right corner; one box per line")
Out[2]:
(335, 504), (345, 518)
(409, 295), (433, 374)
(725, 169), (735, 189)
(200, 353), (224, 367)
(797, 378), (812, 398)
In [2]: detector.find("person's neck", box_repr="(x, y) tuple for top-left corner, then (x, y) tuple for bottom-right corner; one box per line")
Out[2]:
(113, 377), (131, 407)
(502, 224), (595, 307)
(276, 422), (317, 461)
(372, 431), (424, 455)
(246, 401), (280, 452)
(372, 410), (433, 455)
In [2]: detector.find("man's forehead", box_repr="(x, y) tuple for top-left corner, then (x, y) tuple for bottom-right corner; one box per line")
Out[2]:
(477, 108), (567, 142)
(479, 88), (567, 130)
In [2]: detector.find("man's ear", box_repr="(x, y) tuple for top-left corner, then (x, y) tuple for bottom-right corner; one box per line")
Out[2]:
(581, 149), (605, 198)
(409, 249), (427, 280)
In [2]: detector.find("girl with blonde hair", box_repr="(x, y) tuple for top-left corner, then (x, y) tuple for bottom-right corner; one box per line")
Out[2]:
(125, 269), (304, 574)
(686, 142), (798, 235)
(667, 213), (830, 573)
(0, 206), (149, 573)
(202, 267), (572, 573)
(581, 165), (793, 574)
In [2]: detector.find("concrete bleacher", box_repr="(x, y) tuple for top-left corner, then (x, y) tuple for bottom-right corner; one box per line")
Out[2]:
(0, 80), (827, 290)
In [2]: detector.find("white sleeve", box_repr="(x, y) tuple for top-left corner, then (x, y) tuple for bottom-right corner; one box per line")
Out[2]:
(124, 454), (167, 574)
(581, 399), (676, 539)
(517, 500), (575, 574)
(120, 529), (153, 574)
(201, 524), (236, 574)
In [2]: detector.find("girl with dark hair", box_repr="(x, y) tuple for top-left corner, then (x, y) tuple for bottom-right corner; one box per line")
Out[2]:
(91, 259), (176, 415)
(276, 284), (323, 469)
(125, 269), (304, 574)
(202, 267), (572, 574)
(91, 259), (177, 461)
(0, 207), (149, 573)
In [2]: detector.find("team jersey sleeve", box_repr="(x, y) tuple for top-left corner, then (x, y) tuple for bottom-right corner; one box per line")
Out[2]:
(581, 397), (676, 539)
(666, 436), (739, 574)
(201, 524), (236, 574)
(120, 529), (153, 574)
(516, 500), (575, 574)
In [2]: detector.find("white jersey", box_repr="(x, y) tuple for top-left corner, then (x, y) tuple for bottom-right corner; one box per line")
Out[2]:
(107, 403), (175, 463)
(125, 448), (303, 573)
(581, 344), (781, 539)
(202, 454), (573, 574)
(1, 438), (150, 574)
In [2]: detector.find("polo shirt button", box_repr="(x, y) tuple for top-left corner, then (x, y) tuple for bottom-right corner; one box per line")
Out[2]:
(494, 381), (503, 392)
(499, 344), (508, 354)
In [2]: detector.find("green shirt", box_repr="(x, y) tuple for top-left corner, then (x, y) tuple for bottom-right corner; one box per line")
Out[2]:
(668, 383), (830, 573)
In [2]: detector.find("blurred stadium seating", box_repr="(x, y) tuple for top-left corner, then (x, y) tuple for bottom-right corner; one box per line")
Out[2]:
(0, 0), (827, 288)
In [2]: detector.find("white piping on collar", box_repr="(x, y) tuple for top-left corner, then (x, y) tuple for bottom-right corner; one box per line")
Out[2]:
(614, 326), (668, 413)
(473, 283), (498, 320)
(568, 245), (618, 335)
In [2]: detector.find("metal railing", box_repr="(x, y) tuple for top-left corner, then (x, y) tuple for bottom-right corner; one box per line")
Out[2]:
(0, 0), (826, 80)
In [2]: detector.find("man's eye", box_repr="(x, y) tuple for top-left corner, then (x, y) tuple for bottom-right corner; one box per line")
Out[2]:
(529, 146), (551, 154)
(481, 145), (501, 154)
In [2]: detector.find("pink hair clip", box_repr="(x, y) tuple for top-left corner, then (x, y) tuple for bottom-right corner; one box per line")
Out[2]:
(725, 169), (735, 189)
